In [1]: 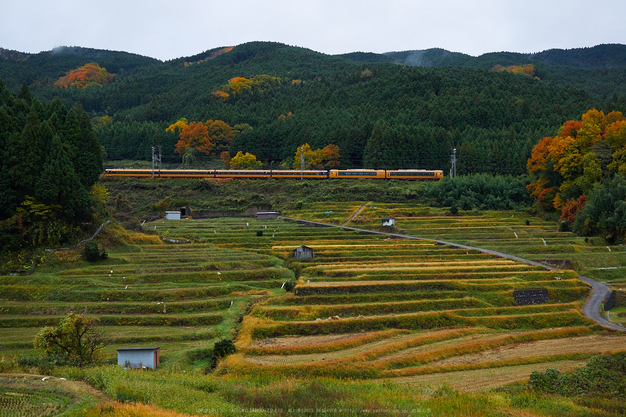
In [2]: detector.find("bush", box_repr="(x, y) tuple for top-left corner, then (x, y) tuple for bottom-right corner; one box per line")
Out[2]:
(529, 354), (626, 397)
(213, 339), (236, 358)
(204, 339), (237, 373)
(422, 174), (531, 210)
(83, 241), (107, 262)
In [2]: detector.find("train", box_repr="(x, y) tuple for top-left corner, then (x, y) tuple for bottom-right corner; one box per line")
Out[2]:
(104, 169), (444, 180)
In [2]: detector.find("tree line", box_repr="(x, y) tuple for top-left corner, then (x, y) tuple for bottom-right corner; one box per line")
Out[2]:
(6, 42), (625, 174)
(0, 79), (104, 251)
(527, 109), (626, 243)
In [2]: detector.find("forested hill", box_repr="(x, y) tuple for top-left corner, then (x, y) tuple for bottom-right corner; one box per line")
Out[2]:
(0, 46), (160, 92)
(1, 41), (626, 174)
(341, 44), (626, 99)
(345, 44), (626, 69)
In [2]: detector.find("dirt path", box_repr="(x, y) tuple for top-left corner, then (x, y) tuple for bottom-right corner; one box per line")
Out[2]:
(281, 217), (626, 332)
(342, 203), (369, 227)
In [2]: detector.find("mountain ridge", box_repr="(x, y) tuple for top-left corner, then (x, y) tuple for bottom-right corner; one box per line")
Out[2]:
(1, 40), (624, 176)
(338, 43), (626, 69)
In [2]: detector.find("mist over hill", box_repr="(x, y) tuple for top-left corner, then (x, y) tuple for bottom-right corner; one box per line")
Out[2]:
(340, 44), (626, 69)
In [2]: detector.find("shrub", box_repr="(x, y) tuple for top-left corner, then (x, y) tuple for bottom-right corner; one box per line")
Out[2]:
(529, 353), (626, 397)
(213, 339), (236, 358)
(205, 339), (237, 373)
(83, 241), (107, 262)
(558, 220), (571, 232)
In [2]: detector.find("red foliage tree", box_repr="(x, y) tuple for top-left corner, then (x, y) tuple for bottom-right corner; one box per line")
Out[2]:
(54, 63), (114, 89)
(174, 122), (212, 155)
(527, 109), (626, 218)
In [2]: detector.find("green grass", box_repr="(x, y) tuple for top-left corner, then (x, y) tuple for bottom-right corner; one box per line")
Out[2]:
(4, 198), (626, 416)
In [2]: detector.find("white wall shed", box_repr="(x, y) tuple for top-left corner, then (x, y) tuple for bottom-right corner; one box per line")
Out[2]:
(117, 347), (160, 369)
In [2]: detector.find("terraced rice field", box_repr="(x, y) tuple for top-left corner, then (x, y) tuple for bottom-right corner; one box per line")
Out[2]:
(0, 229), (291, 366)
(154, 213), (626, 387)
(286, 202), (626, 284)
(6, 204), (624, 388)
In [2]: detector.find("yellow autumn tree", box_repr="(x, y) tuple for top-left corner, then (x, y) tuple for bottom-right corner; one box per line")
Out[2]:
(527, 109), (626, 215)
(229, 151), (262, 169)
(292, 144), (340, 169)
(292, 144), (323, 169)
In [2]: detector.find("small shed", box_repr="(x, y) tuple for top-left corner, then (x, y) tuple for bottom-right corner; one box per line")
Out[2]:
(165, 211), (181, 220)
(118, 347), (160, 369)
(294, 245), (315, 260)
(256, 211), (281, 220)
(382, 217), (396, 227)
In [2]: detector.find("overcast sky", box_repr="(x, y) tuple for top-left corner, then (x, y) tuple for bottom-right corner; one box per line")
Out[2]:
(1, 0), (624, 61)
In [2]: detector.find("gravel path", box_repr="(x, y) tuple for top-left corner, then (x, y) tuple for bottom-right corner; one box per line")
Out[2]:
(282, 217), (626, 332)
(342, 203), (369, 227)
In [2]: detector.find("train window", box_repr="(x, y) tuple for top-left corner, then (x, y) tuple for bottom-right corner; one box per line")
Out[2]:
(338, 171), (377, 176)
(389, 171), (435, 176)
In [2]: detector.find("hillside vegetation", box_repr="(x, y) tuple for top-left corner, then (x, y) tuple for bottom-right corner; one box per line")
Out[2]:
(0, 78), (105, 254)
(2, 42), (626, 174)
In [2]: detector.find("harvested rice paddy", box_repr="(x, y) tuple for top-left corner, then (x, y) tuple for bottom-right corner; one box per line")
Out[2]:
(4, 202), (625, 392)
(151, 208), (626, 385)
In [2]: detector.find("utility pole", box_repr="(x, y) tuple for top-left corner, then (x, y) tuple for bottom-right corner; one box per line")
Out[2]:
(450, 148), (457, 179)
(157, 145), (162, 176)
(152, 146), (162, 179)
(300, 147), (305, 180)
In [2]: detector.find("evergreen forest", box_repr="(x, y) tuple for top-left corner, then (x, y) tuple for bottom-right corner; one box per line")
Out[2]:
(2, 42), (626, 174)
(0, 78), (105, 251)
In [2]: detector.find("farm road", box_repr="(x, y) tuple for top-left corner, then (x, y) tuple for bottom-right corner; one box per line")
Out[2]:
(282, 217), (626, 332)
(342, 203), (369, 227)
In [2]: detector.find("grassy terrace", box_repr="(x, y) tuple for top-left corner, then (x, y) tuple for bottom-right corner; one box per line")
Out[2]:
(3, 202), (626, 415)
(0, 225), (289, 367)
(152, 213), (625, 386)
(285, 202), (626, 284)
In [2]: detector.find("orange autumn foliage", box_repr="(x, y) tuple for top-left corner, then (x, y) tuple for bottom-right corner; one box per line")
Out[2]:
(322, 144), (341, 168)
(560, 195), (587, 222)
(167, 118), (233, 156)
(493, 64), (536, 77)
(184, 46), (234, 66)
(54, 63), (114, 88)
(174, 121), (212, 155)
(292, 144), (341, 169)
(212, 90), (229, 101)
(527, 109), (626, 212)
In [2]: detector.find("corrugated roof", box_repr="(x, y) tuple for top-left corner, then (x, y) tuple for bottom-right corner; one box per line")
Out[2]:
(117, 347), (160, 351)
